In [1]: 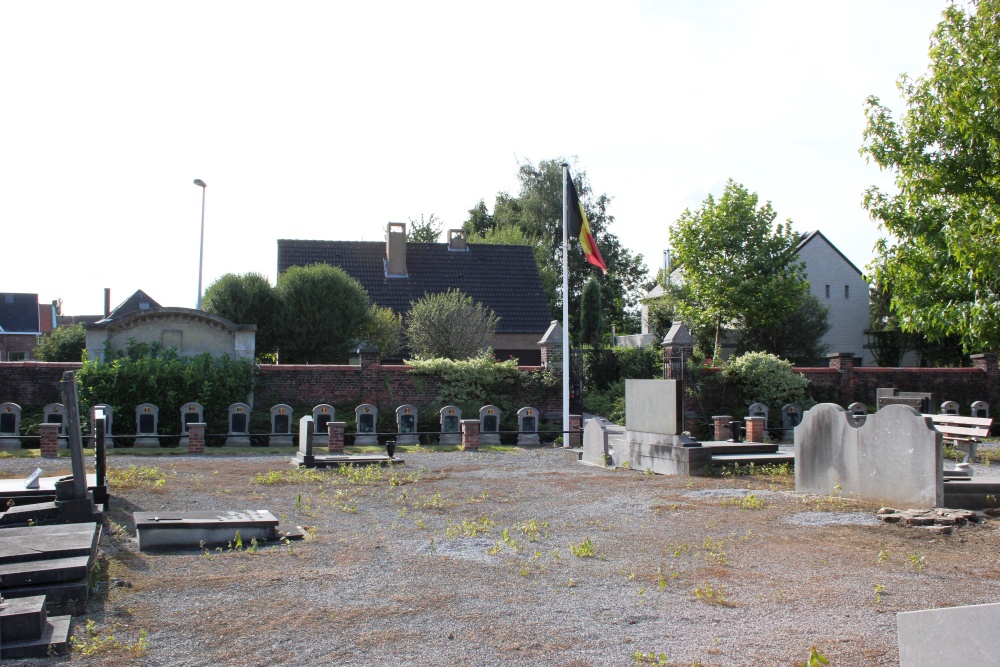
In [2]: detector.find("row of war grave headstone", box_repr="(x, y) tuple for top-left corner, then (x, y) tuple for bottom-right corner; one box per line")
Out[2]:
(717, 398), (990, 442)
(0, 401), (547, 448)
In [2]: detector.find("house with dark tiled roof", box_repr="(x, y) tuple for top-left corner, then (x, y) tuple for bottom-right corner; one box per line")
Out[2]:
(0, 293), (43, 361)
(277, 223), (553, 364)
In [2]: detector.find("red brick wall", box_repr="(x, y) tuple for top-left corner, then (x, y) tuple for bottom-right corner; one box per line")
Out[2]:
(0, 361), (82, 405)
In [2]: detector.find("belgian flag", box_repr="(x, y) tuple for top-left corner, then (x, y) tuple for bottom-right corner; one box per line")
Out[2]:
(566, 171), (608, 274)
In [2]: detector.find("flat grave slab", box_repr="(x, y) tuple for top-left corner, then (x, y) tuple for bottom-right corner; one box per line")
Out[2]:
(134, 509), (281, 551)
(0, 614), (71, 659)
(0, 523), (101, 565)
(0, 595), (46, 643)
(294, 453), (403, 469)
(0, 555), (92, 587)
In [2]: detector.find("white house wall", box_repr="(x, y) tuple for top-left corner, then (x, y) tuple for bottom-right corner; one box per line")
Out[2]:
(796, 235), (872, 366)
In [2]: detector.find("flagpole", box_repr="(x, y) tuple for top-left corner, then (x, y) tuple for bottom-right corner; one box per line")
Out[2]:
(561, 163), (570, 448)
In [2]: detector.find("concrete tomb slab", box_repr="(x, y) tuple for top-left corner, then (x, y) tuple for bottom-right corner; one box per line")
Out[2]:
(897, 602), (1000, 667)
(0, 594), (71, 658)
(580, 418), (611, 467)
(795, 403), (942, 507)
(625, 380), (680, 436)
(134, 509), (281, 550)
(226, 403), (251, 447)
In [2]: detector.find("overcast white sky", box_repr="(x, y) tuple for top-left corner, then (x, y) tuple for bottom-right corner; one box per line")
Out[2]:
(1, 1), (947, 316)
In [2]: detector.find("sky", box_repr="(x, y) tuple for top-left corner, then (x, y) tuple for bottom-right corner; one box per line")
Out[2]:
(1, 1), (949, 316)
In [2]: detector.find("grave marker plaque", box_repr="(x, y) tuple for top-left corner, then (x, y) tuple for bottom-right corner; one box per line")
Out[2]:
(972, 401), (990, 419)
(395, 404), (419, 445)
(312, 404), (335, 434)
(134, 403), (160, 447)
(179, 402), (205, 446)
(354, 404), (378, 445)
(439, 405), (462, 445)
(226, 403), (251, 447)
(516, 407), (540, 446)
(479, 405), (501, 445)
(0, 402), (22, 449)
(269, 404), (294, 446)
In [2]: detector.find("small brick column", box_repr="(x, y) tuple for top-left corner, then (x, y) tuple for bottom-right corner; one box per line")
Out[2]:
(39, 423), (59, 458)
(713, 415), (733, 442)
(828, 352), (857, 405)
(568, 414), (582, 448)
(187, 423), (205, 454)
(328, 422), (345, 454)
(745, 416), (766, 443)
(461, 419), (480, 451)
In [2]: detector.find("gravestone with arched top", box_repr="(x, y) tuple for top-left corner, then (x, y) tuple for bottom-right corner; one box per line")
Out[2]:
(479, 405), (501, 445)
(516, 407), (540, 446)
(972, 401), (990, 419)
(179, 402), (204, 446)
(0, 402), (22, 450)
(847, 402), (868, 426)
(396, 404), (419, 446)
(135, 403), (160, 447)
(355, 404), (378, 445)
(439, 405), (462, 445)
(940, 401), (960, 415)
(269, 404), (294, 446)
(226, 403), (251, 447)
(312, 404), (335, 435)
(43, 402), (68, 448)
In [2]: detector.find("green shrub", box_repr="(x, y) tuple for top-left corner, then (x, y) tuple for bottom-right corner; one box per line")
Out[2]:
(34, 324), (86, 362)
(584, 346), (661, 392)
(720, 351), (808, 410)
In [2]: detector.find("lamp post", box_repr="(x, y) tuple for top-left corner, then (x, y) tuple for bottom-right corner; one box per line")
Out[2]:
(193, 179), (207, 309)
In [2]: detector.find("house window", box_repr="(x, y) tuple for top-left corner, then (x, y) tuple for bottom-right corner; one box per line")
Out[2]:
(845, 285), (850, 299)
(825, 285), (830, 299)
(7, 351), (27, 361)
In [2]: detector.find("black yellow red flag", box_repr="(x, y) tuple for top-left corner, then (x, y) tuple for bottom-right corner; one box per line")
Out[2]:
(566, 171), (608, 274)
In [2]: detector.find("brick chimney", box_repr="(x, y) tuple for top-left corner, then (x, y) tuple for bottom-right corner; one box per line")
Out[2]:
(386, 222), (407, 277)
(447, 229), (468, 251)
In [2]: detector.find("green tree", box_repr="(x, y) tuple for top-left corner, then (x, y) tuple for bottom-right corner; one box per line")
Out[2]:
(34, 323), (86, 362)
(361, 304), (403, 361)
(464, 159), (648, 336)
(667, 179), (808, 360)
(202, 272), (281, 359)
(405, 289), (500, 360)
(276, 264), (371, 364)
(580, 277), (604, 346)
(407, 213), (444, 243)
(738, 293), (830, 365)
(861, 0), (1000, 353)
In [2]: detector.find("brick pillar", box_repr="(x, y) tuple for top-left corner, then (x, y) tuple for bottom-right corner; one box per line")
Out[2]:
(461, 419), (479, 451)
(568, 414), (582, 448)
(358, 344), (380, 405)
(187, 423), (205, 454)
(972, 353), (1000, 412)
(827, 352), (856, 405)
(328, 422), (345, 454)
(713, 415), (733, 442)
(40, 423), (59, 458)
(745, 416), (765, 443)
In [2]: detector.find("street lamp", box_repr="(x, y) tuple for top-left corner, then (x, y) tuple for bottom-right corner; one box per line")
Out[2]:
(193, 179), (207, 309)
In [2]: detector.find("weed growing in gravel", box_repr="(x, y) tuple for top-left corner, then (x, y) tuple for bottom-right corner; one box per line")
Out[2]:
(877, 549), (890, 565)
(519, 519), (549, 541)
(874, 582), (885, 604)
(339, 464), (385, 485)
(445, 515), (493, 538)
(253, 468), (326, 486)
(107, 465), (166, 489)
(909, 552), (925, 571)
(721, 493), (766, 510)
(71, 619), (149, 658)
(692, 582), (729, 606)
(569, 537), (596, 558)
(802, 646), (830, 667)
(701, 537), (727, 565)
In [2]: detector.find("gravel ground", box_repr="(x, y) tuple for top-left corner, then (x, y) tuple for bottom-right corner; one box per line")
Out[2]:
(4, 447), (1000, 667)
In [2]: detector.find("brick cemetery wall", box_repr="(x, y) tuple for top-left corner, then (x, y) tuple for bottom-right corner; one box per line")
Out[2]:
(0, 361), (83, 406)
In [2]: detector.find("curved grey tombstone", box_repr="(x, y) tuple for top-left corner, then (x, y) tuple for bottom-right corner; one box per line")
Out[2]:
(312, 404), (335, 434)
(847, 402), (868, 426)
(269, 404), (294, 447)
(479, 405), (501, 445)
(439, 405), (462, 445)
(355, 404), (378, 446)
(226, 403), (251, 447)
(516, 406), (540, 446)
(135, 403), (160, 447)
(796, 403), (942, 507)
(179, 402), (204, 446)
(972, 401), (989, 418)
(0, 402), (22, 449)
(90, 404), (114, 447)
(747, 402), (769, 421)
(395, 404), (419, 446)
(940, 401), (959, 415)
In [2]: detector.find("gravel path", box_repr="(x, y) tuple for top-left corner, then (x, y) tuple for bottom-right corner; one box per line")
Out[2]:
(4, 448), (1000, 666)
